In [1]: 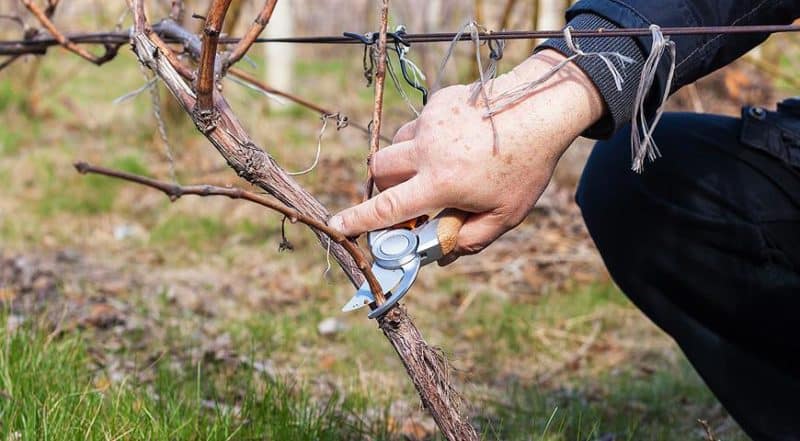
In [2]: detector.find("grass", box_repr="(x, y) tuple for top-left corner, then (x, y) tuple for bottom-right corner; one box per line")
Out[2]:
(0, 313), (393, 441)
(483, 362), (729, 440)
(34, 157), (120, 216)
(0, 284), (747, 441)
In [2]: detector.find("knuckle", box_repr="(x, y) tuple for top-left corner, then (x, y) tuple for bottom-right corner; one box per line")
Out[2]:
(372, 191), (400, 223)
(338, 210), (356, 233)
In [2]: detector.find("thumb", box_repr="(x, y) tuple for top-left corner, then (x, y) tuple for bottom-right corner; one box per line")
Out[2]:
(329, 176), (438, 236)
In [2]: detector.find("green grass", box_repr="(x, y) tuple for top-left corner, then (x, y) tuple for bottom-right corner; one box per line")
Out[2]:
(480, 362), (731, 441)
(34, 158), (120, 216)
(0, 314), (392, 441)
(148, 214), (276, 251)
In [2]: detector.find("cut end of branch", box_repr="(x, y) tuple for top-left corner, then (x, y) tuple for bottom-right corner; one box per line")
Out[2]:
(73, 161), (90, 174)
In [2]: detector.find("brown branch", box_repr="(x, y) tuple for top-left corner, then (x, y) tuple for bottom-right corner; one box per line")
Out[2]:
(130, 4), (477, 439)
(195, 0), (232, 114)
(20, 0), (120, 65)
(151, 31), (195, 80)
(131, 0), (378, 296)
(363, 0), (390, 203)
(362, 0), (391, 306)
(224, 0), (278, 70)
(150, 18), (391, 143)
(73, 161), (382, 296)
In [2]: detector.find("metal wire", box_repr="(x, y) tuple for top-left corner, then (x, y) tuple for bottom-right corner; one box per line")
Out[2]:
(2, 24), (799, 56)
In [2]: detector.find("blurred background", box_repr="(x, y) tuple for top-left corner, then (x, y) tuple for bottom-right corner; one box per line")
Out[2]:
(0, 1), (797, 440)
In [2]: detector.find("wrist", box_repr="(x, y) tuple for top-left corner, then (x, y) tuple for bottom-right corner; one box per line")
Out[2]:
(516, 49), (605, 130)
(485, 49), (606, 159)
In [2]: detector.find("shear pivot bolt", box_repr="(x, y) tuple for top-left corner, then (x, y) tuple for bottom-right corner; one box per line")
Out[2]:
(381, 235), (410, 257)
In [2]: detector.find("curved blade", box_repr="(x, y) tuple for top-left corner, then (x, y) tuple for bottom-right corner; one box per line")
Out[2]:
(367, 258), (420, 319)
(341, 266), (404, 312)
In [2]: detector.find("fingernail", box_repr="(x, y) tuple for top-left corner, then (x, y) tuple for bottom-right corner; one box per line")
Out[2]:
(328, 215), (344, 233)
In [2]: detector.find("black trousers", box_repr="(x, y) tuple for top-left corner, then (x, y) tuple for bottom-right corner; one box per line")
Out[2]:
(577, 110), (800, 441)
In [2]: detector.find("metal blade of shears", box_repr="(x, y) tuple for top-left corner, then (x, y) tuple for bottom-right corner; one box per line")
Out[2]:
(341, 265), (404, 312)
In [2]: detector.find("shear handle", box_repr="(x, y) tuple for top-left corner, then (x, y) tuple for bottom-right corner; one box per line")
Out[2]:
(416, 209), (469, 265)
(435, 209), (469, 256)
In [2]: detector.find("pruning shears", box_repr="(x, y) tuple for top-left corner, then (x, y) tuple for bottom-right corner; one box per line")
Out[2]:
(342, 210), (468, 319)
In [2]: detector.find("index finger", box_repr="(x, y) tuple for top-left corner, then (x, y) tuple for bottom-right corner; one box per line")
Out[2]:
(329, 176), (441, 236)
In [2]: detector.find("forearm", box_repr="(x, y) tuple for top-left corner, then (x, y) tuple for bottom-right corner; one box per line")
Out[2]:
(490, 49), (606, 159)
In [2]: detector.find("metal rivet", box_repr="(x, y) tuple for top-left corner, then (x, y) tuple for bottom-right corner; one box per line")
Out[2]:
(749, 107), (766, 120)
(380, 235), (410, 257)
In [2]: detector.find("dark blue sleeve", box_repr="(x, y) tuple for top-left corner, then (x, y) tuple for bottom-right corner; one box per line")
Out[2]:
(573, 0), (800, 88)
(538, 0), (800, 138)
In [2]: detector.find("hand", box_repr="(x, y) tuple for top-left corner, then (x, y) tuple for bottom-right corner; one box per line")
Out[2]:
(329, 50), (604, 264)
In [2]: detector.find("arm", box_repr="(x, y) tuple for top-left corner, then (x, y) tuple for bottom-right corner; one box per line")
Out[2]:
(329, 0), (800, 259)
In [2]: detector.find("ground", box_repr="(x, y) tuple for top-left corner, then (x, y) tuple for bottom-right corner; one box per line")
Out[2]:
(1, 13), (797, 440)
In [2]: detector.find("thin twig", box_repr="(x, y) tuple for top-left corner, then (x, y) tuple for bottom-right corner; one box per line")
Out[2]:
(362, 0), (391, 306)
(228, 67), (388, 141)
(363, 0), (390, 202)
(698, 419), (720, 441)
(20, 0), (120, 65)
(225, 0), (278, 70)
(151, 18), (390, 141)
(195, 0), (233, 114)
(73, 161), (382, 297)
(151, 31), (195, 80)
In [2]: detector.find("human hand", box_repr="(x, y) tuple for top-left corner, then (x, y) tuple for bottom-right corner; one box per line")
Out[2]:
(329, 50), (604, 264)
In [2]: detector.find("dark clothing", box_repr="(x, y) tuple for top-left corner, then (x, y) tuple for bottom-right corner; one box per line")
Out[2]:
(533, 2), (800, 438)
(539, 0), (800, 137)
(576, 108), (800, 440)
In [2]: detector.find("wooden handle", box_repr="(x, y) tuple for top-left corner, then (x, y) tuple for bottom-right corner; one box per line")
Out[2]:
(436, 209), (469, 255)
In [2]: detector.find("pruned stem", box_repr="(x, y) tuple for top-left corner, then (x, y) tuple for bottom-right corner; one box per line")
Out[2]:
(363, 0), (391, 206)
(195, 0), (232, 114)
